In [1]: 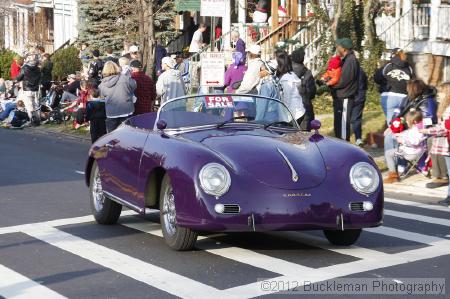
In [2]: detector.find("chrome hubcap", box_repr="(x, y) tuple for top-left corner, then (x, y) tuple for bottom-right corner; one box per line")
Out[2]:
(162, 187), (177, 236)
(92, 168), (105, 212)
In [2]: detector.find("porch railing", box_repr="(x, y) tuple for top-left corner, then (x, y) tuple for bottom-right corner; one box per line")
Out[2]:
(376, 4), (432, 51)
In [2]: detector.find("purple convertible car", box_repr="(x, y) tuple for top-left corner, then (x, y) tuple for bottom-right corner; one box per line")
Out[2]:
(85, 94), (383, 250)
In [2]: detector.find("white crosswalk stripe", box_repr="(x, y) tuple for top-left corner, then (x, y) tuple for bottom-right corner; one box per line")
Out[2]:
(385, 197), (450, 212)
(384, 209), (450, 227)
(1, 197), (450, 299)
(0, 264), (67, 299)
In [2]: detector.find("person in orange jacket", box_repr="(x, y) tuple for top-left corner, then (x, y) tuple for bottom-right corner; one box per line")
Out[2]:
(321, 55), (342, 87)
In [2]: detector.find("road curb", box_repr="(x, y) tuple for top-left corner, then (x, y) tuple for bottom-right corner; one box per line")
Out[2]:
(26, 127), (91, 143)
(384, 183), (447, 199)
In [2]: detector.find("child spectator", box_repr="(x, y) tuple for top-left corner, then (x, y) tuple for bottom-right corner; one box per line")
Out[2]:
(86, 88), (107, 143)
(63, 80), (92, 129)
(321, 55), (342, 87)
(384, 111), (426, 183)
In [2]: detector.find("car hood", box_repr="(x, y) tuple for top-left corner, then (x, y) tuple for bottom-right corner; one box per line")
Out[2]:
(180, 129), (326, 190)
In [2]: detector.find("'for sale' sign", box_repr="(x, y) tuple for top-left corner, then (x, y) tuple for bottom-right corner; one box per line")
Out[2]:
(201, 52), (225, 87)
(205, 96), (234, 109)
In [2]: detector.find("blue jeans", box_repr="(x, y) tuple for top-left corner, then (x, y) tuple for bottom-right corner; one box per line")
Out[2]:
(381, 92), (405, 125)
(0, 102), (16, 121)
(445, 157), (450, 196)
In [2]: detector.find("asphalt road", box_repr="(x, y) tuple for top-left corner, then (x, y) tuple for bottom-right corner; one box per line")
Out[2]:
(0, 128), (449, 299)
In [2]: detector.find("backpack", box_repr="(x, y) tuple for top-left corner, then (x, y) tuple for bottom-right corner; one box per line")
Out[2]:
(176, 60), (190, 84)
(10, 110), (30, 127)
(297, 68), (316, 101)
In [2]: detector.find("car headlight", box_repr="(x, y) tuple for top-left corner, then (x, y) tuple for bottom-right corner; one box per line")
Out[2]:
(199, 163), (231, 197)
(349, 162), (380, 195)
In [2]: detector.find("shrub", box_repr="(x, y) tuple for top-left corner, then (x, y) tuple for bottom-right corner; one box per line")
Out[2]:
(52, 46), (83, 80)
(0, 49), (19, 80)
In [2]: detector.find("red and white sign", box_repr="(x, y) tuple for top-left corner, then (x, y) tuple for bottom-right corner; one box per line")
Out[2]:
(200, 0), (226, 17)
(205, 96), (234, 109)
(201, 52), (225, 87)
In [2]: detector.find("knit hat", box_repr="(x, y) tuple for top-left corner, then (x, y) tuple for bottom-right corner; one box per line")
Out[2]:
(92, 49), (100, 57)
(335, 38), (353, 50)
(130, 60), (143, 69)
(291, 47), (305, 64)
(327, 56), (341, 71)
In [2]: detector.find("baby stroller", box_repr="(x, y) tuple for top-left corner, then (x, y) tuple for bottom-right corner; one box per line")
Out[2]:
(38, 81), (71, 124)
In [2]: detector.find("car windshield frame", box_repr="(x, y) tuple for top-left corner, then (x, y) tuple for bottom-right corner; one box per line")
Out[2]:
(154, 93), (299, 132)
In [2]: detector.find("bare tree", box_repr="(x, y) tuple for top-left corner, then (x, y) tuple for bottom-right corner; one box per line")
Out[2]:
(363, 0), (380, 48)
(138, 0), (156, 76)
(330, 0), (343, 40)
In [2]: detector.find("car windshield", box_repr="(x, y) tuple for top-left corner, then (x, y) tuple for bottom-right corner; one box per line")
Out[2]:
(157, 94), (297, 130)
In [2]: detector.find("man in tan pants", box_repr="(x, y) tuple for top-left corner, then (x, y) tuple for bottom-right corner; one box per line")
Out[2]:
(15, 54), (42, 126)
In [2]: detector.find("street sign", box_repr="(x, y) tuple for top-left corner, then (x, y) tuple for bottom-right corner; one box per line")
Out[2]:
(175, 0), (200, 12)
(200, 52), (225, 87)
(200, 0), (226, 17)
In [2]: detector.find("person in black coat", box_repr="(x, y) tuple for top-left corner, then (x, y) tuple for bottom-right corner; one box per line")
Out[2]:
(331, 38), (360, 141)
(86, 88), (107, 143)
(374, 48), (414, 126)
(87, 49), (104, 87)
(351, 64), (368, 146)
(291, 47), (317, 131)
(15, 54), (42, 125)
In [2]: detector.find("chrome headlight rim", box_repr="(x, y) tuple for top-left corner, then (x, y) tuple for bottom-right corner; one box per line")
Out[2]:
(199, 163), (231, 197)
(349, 162), (380, 195)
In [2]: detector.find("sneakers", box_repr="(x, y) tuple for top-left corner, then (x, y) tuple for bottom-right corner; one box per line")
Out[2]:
(437, 196), (450, 207)
(426, 178), (449, 189)
(355, 139), (364, 147)
(383, 172), (400, 184)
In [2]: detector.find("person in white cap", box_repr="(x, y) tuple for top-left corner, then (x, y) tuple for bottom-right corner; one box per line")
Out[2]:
(236, 44), (264, 94)
(129, 45), (140, 61)
(156, 57), (186, 104)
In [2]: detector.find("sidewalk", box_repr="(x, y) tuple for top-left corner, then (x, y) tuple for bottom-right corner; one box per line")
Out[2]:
(383, 174), (447, 199)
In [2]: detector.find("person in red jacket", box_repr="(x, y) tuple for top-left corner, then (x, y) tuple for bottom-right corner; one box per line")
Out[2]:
(130, 60), (156, 114)
(10, 55), (23, 80)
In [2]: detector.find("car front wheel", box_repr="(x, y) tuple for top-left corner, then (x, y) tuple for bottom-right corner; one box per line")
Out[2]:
(90, 161), (122, 224)
(323, 228), (362, 246)
(160, 174), (198, 251)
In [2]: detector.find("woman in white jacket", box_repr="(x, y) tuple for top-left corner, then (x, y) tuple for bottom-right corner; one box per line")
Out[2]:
(275, 51), (305, 125)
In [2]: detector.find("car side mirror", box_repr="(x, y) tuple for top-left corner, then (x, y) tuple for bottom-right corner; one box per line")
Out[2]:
(310, 119), (321, 133)
(156, 119), (167, 130)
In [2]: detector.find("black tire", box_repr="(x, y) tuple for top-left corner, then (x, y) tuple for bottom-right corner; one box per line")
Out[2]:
(159, 174), (198, 251)
(90, 161), (122, 224)
(323, 229), (362, 246)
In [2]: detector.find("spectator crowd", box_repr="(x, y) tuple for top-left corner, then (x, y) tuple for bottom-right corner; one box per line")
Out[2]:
(1, 28), (450, 207)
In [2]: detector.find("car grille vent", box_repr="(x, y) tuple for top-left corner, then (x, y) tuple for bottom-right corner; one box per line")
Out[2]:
(223, 204), (241, 214)
(349, 202), (365, 212)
